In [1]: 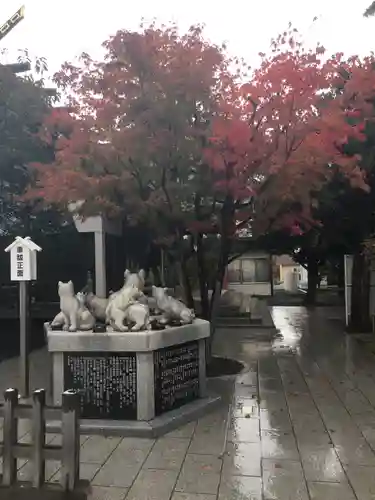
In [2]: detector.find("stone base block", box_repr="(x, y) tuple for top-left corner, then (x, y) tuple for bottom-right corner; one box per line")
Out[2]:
(46, 395), (222, 438)
(46, 319), (213, 425)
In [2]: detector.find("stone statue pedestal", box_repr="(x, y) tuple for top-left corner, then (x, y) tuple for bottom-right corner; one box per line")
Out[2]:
(45, 319), (220, 437)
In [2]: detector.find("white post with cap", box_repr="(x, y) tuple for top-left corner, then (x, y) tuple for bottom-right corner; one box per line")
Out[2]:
(4, 236), (42, 398)
(68, 201), (122, 298)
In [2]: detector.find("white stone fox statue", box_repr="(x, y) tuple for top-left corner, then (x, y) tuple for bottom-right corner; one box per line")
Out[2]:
(105, 284), (144, 332)
(51, 281), (95, 332)
(123, 302), (151, 331)
(84, 269), (147, 322)
(124, 269), (146, 291)
(151, 286), (195, 325)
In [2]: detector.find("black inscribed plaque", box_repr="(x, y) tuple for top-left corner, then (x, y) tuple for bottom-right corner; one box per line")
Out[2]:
(154, 340), (200, 416)
(63, 352), (137, 420)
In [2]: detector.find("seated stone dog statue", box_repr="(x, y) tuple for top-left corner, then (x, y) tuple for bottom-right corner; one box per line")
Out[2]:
(51, 281), (95, 332)
(151, 286), (195, 325)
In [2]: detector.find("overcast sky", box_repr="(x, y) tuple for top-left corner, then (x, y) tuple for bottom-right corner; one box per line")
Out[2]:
(1, 0), (374, 82)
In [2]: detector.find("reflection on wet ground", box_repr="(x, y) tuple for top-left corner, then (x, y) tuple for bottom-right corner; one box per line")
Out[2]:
(212, 306), (375, 499)
(1, 305), (375, 499)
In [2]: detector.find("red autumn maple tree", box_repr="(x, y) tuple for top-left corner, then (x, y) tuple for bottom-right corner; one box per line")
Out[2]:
(192, 29), (375, 319)
(25, 21), (238, 312)
(25, 22), (375, 320)
(204, 29), (375, 241)
(26, 22), (232, 220)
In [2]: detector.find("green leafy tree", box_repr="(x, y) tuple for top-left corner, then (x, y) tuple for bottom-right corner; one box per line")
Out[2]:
(0, 52), (62, 235)
(259, 171), (369, 305)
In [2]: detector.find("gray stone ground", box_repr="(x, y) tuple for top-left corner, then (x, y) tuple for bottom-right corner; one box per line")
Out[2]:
(3, 306), (375, 499)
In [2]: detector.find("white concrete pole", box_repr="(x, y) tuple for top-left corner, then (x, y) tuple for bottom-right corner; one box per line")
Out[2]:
(161, 249), (165, 285)
(94, 231), (106, 297)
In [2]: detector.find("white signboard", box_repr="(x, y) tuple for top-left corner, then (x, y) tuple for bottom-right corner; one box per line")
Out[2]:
(4, 236), (42, 281)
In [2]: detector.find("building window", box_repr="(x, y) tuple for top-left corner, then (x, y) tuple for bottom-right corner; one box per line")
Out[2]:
(227, 259), (241, 283)
(227, 257), (270, 283)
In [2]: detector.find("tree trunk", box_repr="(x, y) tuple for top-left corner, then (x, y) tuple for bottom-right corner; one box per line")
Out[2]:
(206, 233), (232, 363)
(205, 278), (222, 363)
(193, 195), (209, 319)
(177, 257), (194, 309)
(201, 191), (235, 365)
(151, 265), (162, 286)
(305, 255), (319, 306)
(209, 234), (231, 317)
(348, 250), (371, 333)
(196, 233), (209, 319)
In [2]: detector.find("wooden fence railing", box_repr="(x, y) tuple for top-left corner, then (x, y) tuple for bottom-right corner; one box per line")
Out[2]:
(0, 388), (80, 491)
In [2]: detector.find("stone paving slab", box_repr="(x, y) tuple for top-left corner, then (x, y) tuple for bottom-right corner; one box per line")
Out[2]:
(4, 307), (375, 498)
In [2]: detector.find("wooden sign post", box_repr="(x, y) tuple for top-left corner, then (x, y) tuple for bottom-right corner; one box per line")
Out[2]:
(4, 236), (42, 398)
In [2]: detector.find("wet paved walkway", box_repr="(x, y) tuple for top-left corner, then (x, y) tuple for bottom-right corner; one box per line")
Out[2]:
(3, 306), (375, 499)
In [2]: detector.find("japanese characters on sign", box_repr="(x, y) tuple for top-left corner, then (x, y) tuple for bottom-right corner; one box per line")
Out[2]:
(4, 236), (42, 281)
(64, 353), (138, 420)
(16, 246), (24, 278)
(154, 340), (200, 416)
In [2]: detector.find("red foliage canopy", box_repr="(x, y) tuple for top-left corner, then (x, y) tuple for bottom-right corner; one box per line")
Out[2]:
(25, 24), (375, 237)
(25, 22), (232, 222)
(204, 29), (375, 233)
